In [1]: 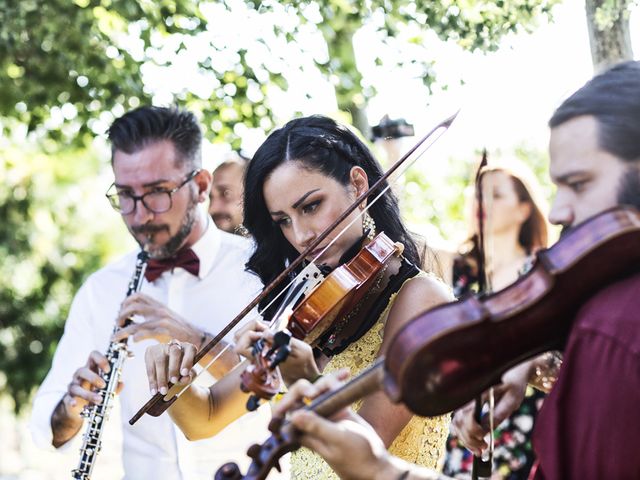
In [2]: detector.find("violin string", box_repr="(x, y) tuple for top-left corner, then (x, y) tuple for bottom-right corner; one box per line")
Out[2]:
(167, 265), (322, 401)
(159, 116), (454, 402)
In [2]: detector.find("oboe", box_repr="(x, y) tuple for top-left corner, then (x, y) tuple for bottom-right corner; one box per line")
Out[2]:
(72, 249), (148, 480)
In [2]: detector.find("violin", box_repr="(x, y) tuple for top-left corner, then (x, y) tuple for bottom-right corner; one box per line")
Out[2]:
(384, 205), (640, 415)
(289, 231), (403, 345)
(215, 206), (640, 480)
(239, 231), (403, 410)
(129, 112), (457, 425)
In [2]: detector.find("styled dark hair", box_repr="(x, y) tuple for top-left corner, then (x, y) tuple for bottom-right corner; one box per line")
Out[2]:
(549, 61), (640, 162)
(243, 115), (421, 298)
(108, 106), (202, 168)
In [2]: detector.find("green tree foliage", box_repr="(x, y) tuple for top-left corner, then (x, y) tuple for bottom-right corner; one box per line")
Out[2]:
(0, 146), (129, 411)
(247, 0), (560, 130)
(0, 0), (280, 149)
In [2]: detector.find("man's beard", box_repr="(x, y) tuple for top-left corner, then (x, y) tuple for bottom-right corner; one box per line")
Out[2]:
(616, 166), (640, 211)
(131, 194), (198, 259)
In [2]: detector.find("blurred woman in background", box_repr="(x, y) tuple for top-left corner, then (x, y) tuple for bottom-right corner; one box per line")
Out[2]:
(443, 158), (551, 479)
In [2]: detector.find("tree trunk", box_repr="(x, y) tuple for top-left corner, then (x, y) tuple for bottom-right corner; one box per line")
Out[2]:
(585, 0), (634, 73)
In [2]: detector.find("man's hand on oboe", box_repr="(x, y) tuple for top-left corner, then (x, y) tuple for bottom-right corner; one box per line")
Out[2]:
(51, 351), (124, 448)
(112, 292), (203, 346)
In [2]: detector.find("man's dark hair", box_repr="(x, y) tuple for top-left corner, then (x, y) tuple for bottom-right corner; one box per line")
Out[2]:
(549, 61), (640, 162)
(108, 106), (202, 168)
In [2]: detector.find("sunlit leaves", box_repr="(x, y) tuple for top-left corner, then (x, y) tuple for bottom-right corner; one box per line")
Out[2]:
(0, 148), (129, 411)
(0, 0), (275, 149)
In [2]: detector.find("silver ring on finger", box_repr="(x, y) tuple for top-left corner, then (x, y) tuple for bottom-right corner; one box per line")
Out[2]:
(167, 339), (183, 352)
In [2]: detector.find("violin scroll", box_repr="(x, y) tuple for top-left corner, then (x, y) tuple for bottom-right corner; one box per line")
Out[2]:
(214, 417), (300, 480)
(240, 333), (292, 411)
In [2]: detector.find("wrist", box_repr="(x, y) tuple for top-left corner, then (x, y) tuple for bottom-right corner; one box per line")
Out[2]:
(306, 364), (322, 383)
(373, 452), (406, 480)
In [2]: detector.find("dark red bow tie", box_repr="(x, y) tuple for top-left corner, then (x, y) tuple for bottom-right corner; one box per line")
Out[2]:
(144, 248), (200, 282)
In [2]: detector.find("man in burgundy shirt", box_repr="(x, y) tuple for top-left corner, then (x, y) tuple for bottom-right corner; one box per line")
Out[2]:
(456, 60), (640, 479)
(256, 61), (640, 480)
(524, 60), (640, 479)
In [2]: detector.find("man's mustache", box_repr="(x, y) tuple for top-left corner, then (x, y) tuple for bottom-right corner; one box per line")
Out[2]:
(131, 224), (169, 236)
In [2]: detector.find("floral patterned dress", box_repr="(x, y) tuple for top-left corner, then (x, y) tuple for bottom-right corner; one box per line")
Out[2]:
(442, 254), (545, 480)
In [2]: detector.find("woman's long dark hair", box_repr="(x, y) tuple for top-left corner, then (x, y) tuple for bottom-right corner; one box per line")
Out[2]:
(243, 115), (420, 315)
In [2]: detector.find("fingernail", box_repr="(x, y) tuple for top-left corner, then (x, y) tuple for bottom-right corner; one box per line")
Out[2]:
(181, 368), (189, 376)
(160, 387), (167, 395)
(170, 377), (178, 384)
(70, 399), (77, 407)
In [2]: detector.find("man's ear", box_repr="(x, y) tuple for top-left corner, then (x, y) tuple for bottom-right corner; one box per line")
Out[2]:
(194, 169), (213, 203)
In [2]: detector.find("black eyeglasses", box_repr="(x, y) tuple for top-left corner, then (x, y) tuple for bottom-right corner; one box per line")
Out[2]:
(106, 169), (201, 215)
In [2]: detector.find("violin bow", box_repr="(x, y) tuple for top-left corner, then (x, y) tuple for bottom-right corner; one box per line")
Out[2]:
(471, 149), (494, 479)
(129, 111), (459, 425)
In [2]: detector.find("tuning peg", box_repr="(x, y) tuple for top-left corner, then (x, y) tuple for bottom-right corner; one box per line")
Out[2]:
(270, 345), (291, 369)
(247, 443), (263, 464)
(268, 416), (283, 434)
(246, 394), (261, 412)
(214, 463), (242, 480)
(251, 338), (264, 357)
(272, 331), (291, 348)
(266, 332), (291, 358)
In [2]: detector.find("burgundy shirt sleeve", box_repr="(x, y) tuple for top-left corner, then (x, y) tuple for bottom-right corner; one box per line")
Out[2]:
(533, 274), (640, 479)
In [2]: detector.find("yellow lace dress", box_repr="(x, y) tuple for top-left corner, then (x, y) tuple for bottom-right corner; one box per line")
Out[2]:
(290, 277), (451, 479)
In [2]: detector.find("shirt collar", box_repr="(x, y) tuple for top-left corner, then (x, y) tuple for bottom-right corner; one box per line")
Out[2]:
(190, 218), (221, 279)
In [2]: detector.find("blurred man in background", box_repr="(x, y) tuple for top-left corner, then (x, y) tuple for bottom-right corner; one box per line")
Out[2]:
(209, 153), (247, 235)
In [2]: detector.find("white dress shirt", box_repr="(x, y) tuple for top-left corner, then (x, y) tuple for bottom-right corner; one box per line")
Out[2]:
(29, 221), (275, 480)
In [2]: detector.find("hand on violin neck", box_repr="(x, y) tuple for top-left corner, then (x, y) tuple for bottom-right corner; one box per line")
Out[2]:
(233, 319), (319, 385)
(451, 401), (488, 456)
(491, 360), (533, 424)
(233, 319), (271, 359)
(272, 369), (351, 420)
(273, 372), (409, 480)
(277, 339), (319, 386)
(451, 360), (532, 456)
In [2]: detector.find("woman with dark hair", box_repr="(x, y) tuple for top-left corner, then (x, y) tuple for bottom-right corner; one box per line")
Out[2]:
(144, 115), (452, 477)
(444, 159), (552, 479)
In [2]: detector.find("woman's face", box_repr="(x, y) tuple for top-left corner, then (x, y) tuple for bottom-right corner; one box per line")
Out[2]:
(263, 161), (368, 268)
(474, 170), (531, 235)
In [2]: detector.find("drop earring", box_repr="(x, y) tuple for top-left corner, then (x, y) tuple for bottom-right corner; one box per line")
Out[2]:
(362, 211), (376, 240)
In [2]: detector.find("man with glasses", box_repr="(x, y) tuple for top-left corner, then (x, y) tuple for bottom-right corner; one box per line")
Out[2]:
(30, 106), (266, 479)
